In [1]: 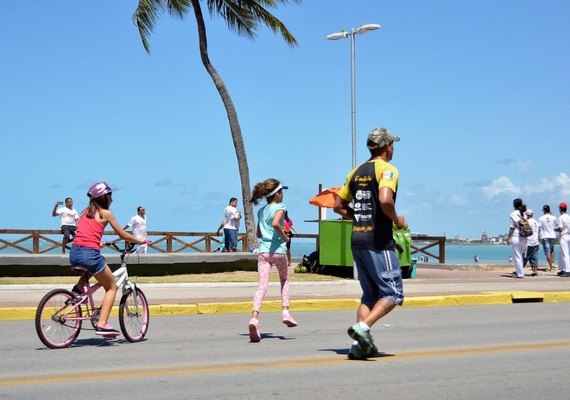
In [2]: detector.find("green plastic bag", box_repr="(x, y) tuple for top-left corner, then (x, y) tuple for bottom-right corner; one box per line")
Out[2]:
(392, 224), (412, 267)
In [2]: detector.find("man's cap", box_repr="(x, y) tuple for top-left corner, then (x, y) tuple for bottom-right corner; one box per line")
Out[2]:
(87, 182), (114, 199)
(367, 127), (400, 150)
(525, 209), (533, 217)
(560, 201), (568, 209)
(542, 204), (550, 212)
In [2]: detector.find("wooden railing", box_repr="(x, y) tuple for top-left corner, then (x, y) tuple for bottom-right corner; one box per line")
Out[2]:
(0, 229), (245, 254)
(0, 229), (319, 255)
(0, 229), (444, 262)
(411, 235), (446, 264)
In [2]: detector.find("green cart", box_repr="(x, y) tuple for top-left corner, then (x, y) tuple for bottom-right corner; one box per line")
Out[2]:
(318, 220), (415, 278)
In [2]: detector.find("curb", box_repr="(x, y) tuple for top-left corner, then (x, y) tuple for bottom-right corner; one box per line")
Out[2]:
(3, 291), (570, 321)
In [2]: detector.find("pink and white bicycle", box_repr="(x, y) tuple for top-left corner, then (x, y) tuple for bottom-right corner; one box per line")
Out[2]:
(35, 243), (150, 349)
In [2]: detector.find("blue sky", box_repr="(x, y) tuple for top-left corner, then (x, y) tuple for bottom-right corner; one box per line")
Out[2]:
(1, 0), (569, 240)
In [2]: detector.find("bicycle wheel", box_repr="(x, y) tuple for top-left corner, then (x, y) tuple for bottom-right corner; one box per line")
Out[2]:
(35, 289), (83, 349)
(118, 288), (149, 342)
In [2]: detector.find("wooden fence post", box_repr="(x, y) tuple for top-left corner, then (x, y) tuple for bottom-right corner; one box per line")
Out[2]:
(33, 231), (40, 253)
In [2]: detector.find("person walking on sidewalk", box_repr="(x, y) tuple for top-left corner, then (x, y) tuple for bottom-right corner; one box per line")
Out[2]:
(556, 201), (570, 276)
(334, 127), (405, 360)
(507, 198), (527, 279)
(539, 204), (558, 271)
(248, 179), (297, 342)
(523, 209), (540, 276)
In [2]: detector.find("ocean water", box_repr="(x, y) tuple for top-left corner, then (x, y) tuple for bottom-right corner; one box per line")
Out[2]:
(290, 240), (539, 265)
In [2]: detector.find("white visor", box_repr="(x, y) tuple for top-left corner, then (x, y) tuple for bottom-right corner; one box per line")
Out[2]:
(265, 184), (288, 198)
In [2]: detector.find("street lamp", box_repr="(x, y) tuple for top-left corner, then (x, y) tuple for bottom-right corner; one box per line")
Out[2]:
(327, 24), (381, 169)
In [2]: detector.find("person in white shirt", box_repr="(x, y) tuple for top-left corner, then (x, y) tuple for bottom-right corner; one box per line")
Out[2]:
(216, 197), (241, 252)
(123, 206), (148, 254)
(538, 204), (558, 271)
(523, 209), (540, 276)
(52, 198), (79, 250)
(556, 202), (570, 276)
(507, 198), (527, 278)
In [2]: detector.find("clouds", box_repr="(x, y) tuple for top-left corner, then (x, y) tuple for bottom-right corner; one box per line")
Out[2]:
(555, 173), (570, 196)
(479, 176), (521, 199)
(155, 178), (172, 187)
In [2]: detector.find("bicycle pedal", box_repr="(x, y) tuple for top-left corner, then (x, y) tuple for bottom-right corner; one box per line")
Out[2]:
(101, 333), (120, 338)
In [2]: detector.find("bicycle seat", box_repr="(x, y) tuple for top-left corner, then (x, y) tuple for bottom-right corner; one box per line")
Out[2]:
(71, 265), (89, 272)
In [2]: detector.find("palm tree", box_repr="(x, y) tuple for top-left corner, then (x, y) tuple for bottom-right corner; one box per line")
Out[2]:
(133, 0), (299, 249)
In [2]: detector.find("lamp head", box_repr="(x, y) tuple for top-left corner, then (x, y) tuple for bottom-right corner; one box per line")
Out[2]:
(356, 23), (381, 35)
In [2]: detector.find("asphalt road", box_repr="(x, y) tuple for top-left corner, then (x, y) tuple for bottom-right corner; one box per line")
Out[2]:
(2, 304), (570, 399)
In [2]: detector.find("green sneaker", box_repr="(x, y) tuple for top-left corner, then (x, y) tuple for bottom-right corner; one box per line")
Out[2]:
(348, 343), (377, 360)
(347, 323), (378, 355)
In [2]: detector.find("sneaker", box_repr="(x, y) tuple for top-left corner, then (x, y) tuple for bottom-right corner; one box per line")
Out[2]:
(248, 318), (261, 342)
(347, 323), (378, 355)
(531, 272), (537, 277)
(95, 324), (120, 336)
(557, 271), (566, 276)
(281, 313), (298, 327)
(65, 286), (84, 306)
(348, 343), (377, 360)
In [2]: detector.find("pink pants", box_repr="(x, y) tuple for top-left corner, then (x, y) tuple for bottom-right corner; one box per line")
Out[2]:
(252, 253), (290, 313)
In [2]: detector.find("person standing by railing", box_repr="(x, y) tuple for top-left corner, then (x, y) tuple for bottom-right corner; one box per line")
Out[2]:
(556, 201), (570, 277)
(283, 210), (299, 266)
(52, 197), (79, 252)
(216, 197), (241, 252)
(123, 206), (148, 254)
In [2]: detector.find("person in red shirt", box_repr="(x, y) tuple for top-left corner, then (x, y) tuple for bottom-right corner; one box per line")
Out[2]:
(283, 211), (299, 266)
(70, 182), (147, 337)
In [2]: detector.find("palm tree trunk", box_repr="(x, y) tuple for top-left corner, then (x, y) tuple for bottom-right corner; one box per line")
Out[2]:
(191, 0), (257, 250)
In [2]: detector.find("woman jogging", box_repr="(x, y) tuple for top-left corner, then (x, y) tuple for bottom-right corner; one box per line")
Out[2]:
(69, 182), (147, 337)
(248, 178), (297, 342)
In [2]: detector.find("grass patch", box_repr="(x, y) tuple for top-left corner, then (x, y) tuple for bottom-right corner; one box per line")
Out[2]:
(0, 271), (348, 285)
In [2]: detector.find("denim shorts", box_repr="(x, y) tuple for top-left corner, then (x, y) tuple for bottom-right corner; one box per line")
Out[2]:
(69, 245), (107, 275)
(542, 238), (555, 255)
(352, 248), (404, 308)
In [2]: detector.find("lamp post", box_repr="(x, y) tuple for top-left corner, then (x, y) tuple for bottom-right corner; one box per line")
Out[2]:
(327, 24), (381, 169)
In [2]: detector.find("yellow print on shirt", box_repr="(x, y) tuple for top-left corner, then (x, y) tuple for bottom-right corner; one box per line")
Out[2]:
(355, 175), (373, 183)
(353, 226), (373, 232)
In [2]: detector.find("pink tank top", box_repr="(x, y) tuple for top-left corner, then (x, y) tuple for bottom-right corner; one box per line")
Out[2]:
(73, 212), (106, 249)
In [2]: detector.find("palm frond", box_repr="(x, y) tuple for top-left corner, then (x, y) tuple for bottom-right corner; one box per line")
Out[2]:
(205, 0), (299, 46)
(167, 0), (193, 19)
(133, 0), (167, 53)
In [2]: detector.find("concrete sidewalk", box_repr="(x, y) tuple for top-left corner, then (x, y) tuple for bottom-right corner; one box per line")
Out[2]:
(2, 266), (570, 320)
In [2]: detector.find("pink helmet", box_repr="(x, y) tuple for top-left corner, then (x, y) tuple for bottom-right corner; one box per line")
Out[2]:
(87, 182), (114, 199)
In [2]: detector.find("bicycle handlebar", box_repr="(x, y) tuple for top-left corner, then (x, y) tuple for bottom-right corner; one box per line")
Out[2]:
(105, 242), (139, 254)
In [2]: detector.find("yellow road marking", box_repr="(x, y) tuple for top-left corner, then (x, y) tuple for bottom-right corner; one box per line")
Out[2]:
(2, 340), (570, 386)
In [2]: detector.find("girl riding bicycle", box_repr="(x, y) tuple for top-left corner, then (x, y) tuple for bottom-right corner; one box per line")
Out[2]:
(69, 182), (146, 336)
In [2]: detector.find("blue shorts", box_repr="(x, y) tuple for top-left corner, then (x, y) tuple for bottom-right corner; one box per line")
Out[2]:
(352, 248), (404, 308)
(69, 245), (107, 275)
(542, 238), (555, 255)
